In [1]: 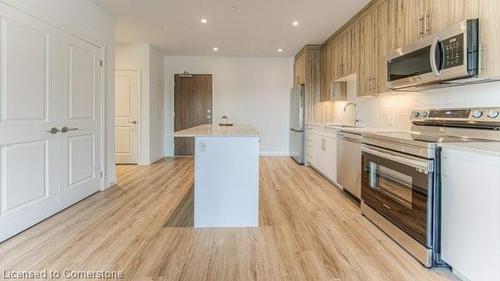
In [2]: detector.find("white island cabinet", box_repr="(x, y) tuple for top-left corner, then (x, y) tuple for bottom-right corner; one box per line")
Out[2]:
(440, 144), (500, 281)
(175, 124), (260, 228)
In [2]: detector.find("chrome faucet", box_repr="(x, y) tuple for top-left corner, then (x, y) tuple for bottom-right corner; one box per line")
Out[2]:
(343, 103), (361, 127)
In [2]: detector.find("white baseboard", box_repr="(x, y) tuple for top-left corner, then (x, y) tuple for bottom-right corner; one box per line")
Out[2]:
(259, 151), (290, 157)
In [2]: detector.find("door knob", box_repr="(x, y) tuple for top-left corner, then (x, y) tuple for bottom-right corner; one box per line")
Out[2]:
(128, 120), (137, 124)
(46, 127), (60, 134)
(61, 126), (78, 133)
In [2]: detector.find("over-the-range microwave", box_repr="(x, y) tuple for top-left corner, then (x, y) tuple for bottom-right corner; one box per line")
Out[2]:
(386, 19), (479, 91)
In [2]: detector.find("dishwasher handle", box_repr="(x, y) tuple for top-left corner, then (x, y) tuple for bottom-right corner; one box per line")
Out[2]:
(339, 133), (362, 143)
(340, 136), (361, 143)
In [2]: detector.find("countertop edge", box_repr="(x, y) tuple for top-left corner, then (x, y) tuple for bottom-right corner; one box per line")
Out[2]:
(439, 142), (500, 157)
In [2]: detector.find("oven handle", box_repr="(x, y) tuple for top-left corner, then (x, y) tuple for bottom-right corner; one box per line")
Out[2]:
(362, 145), (434, 173)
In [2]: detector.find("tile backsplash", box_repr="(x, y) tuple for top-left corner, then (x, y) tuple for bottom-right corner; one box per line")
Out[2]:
(325, 80), (500, 131)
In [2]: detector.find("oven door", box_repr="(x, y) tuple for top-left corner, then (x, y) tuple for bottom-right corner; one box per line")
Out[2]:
(361, 145), (434, 247)
(386, 35), (443, 90)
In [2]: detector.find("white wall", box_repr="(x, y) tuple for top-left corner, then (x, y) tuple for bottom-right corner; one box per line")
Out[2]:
(116, 44), (165, 164)
(164, 56), (294, 156)
(332, 81), (500, 130)
(1, 0), (117, 188)
(149, 47), (165, 162)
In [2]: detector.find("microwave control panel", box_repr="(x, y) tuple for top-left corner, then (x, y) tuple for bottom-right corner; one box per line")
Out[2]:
(442, 33), (464, 69)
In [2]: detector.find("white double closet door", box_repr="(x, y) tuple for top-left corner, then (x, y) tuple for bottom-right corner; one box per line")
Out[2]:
(0, 4), (102, 242)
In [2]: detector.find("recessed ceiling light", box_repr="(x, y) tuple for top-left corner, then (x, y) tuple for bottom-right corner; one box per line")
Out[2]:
(212, 47), (218, 52)
(277, 48), (283, 53)
(292, 21), (299, 26)
(201, 18), (208, 24)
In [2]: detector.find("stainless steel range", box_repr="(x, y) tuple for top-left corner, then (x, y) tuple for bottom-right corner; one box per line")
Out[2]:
(361, 107), (500, 268)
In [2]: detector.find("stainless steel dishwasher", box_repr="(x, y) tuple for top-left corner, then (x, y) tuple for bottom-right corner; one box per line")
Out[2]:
(337, 131), (362, 200)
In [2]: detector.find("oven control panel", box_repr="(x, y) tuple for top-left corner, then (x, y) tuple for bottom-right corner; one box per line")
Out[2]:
(411, 107), (500, 122)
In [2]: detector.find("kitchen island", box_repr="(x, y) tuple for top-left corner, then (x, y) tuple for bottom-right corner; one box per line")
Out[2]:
(174, 124), (260, 228)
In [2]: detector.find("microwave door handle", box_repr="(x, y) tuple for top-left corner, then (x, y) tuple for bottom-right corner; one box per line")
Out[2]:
(430, 37), (441, 76)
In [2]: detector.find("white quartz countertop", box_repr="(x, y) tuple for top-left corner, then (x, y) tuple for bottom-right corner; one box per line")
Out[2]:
(174, 124), (260, 137)
(439, 142), (500, 157)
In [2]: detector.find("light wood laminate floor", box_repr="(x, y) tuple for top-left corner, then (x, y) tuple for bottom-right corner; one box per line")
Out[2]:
(0, 157), (456, 281)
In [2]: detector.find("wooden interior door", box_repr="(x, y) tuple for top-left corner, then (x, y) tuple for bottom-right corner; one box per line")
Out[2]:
(174, 74), (212, 156)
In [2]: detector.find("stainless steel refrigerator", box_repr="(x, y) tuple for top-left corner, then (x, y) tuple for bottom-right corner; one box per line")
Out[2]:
(289, 85), (305, 164)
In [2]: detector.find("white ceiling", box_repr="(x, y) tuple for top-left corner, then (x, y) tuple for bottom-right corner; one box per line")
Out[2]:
(93, 0), (370, 57)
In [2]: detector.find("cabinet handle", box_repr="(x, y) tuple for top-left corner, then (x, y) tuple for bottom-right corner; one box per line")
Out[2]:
(479, 43), (487, 72)
(419, 16), (425, 36)
(425, 13), (431, 34)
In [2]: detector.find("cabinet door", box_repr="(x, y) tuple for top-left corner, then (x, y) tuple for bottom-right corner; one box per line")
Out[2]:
(424, 0), (451, 36)
(391, 0), (406, 49)
(349, 22), (361, 75)
(401, 0), (426, 44)
(326, 41), (333, 92)
(425, 0), (478, 36)
(311, 133), (322, 169)
(332, 38), (340, 80)
(341, 31), (349, 77)
(324, 136), (337, 182)
(375, 0), (392, 93)
(358, 11), (375, 97)
(479, 0), (500, 79)
(319, 46), (329, 102)
(294, 53), (305, 85)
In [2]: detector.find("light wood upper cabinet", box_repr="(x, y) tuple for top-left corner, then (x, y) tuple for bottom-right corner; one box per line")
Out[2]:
(294, 45), (321, 122)
(358, 9), (375, 97)
(332, 37), (342, 80)
(319, 46), (328, 102)
(479, 0), (500, 79)
(375, 0), (394, 93)
(425, 0), (478, 37)
(310, 0), (499, 101)
(294, 52), (306, 85)
(348, 22), (361, 76)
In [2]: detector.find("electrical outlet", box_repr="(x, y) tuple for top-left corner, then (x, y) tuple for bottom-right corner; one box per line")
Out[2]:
(200, 141), (207, 152)
(385, 115), (396, 128)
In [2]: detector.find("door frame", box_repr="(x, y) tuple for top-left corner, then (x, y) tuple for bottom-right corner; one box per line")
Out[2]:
(115, 68), (142, 165)
(99, 47), (106, 190)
